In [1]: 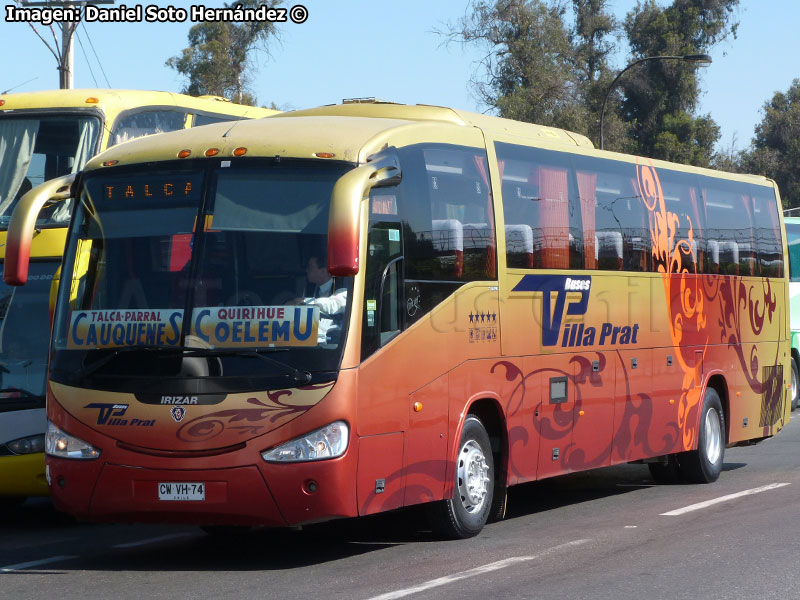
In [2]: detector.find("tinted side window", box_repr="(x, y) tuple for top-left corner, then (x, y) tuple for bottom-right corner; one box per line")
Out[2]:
(495, 143), (586, 270)
(401, 144), (497, 284)
(657, 169), (706, 274)
(703, 177), (757, 276)
(573, 155), (650, 272)
(110, 110), (188, 147)
(751, 186), (784, 278)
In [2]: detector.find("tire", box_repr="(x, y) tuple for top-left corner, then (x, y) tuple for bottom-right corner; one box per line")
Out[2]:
(647, 456), (683, 484)
(791, 358), (799, 411)
(428, 416), (494, 539)
(679, 387), (725, 483)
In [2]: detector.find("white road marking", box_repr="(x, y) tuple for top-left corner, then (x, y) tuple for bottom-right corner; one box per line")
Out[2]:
(1, 555), (77, 572)
(366, 539), (591, 600)
(112, 532), (196, 549)
(660, 482), (791, 516)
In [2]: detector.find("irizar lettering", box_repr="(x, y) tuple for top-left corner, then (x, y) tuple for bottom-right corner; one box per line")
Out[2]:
(161, 396), (199, 405)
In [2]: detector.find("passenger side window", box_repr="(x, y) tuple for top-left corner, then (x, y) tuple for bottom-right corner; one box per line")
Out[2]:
(109, 110), (188, 147)
(657, 170), (706, 273)
(703, 178), (757, 276)
(495, 143), (586, 270)
(401, 144), (496, 322)
(751, 187), (784, 278)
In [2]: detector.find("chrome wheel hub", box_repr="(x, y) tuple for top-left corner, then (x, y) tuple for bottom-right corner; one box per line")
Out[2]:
(457, 440), (490, 513)
(704, 407), (722, 465)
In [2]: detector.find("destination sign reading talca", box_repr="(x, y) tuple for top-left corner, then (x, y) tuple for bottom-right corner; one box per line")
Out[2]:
(4, 3), (309, 25)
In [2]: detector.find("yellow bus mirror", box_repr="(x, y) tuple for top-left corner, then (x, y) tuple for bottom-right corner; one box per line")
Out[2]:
(4, 173), (75, 286)
(327, 150), (400, 277)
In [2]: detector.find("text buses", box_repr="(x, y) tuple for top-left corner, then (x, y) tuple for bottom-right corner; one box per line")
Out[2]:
(4, 100), (789, 536)
(0, 89), (277, 505)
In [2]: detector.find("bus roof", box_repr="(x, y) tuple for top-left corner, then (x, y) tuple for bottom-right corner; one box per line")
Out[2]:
(0, 88), (277, 119)
(82, 100), (594, 170)
(80, 99), (774, 188)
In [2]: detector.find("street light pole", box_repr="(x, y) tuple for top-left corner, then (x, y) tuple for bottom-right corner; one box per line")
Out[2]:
(599, 53), (712, 150)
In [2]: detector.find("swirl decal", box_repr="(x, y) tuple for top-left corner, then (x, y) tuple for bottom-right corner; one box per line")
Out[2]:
(176, 382), (334, 443)
(636, 159), (780, 450)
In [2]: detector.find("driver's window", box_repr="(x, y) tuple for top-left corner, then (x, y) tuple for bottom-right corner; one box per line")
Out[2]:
(361, 190), (403, 360)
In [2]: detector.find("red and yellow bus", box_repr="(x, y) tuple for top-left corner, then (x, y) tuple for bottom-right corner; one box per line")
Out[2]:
(4, 100), (789, 537)
(0, 89), (277, 505)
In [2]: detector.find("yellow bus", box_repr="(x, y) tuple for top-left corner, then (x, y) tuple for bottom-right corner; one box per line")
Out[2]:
(0, 89), (277, 505)
(4, 99), (789, 537)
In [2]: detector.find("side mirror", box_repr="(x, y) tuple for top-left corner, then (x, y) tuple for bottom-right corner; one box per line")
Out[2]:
(4, 173), (75, 286)
(327, 149), (401, 277)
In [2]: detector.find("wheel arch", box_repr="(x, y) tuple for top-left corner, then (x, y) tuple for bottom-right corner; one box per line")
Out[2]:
(465, 398), (508, 483)
(704, 372), (730, 446)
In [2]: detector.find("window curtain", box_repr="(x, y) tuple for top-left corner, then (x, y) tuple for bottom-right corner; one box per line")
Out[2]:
(71, 118), (99, 174)
(576, 171), (597, 269)
(535, 166), (570, 269)
(0, 119), (40, 215)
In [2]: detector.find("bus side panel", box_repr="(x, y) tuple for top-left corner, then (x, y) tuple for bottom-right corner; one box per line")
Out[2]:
(569, 351), (615, 471)
(357, 432), (405, 516)
(404, 375), (449, 507)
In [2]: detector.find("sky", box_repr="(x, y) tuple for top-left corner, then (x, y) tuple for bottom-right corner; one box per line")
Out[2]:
(1, 0), (799, 154)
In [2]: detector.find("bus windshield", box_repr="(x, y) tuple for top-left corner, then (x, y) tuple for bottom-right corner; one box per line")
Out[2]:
(0, 113), (101, 228)
(50, 160), (354, 388)
(0, 262), (57, 411)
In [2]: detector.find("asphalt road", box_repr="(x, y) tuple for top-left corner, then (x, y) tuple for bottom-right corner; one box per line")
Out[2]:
(2, 413), (799, 600)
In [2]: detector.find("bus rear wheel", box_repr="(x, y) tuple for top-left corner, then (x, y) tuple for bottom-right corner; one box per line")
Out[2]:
(679, 388), (725, 483)
(791, 358), (799, 411)
(428, 416), (494, 539)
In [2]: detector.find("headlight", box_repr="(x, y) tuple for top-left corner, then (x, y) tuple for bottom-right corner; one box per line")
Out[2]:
(45, 421), (101, 460)
(261, 421), (349, 463)
(6, 434), (46, 455)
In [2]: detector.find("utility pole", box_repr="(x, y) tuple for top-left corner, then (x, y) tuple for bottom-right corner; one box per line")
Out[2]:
(61, 5), (76, 88)
(14, 0), (114, 89)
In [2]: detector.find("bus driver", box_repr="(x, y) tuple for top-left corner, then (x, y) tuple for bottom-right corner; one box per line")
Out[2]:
(293, 253), (347, 344)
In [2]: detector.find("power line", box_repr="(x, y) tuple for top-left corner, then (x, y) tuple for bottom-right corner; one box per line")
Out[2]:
(81, 21), (111, 87)
(74, 29), (99, 87)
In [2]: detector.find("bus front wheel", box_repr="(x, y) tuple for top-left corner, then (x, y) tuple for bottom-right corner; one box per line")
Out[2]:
(679, 388), (725, 483)
(428, 416), (494, 539)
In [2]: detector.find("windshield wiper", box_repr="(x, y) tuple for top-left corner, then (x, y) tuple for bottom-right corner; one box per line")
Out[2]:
(179, 347), (312, 384)
(77, 345), (312, 384)
(77, 345), (176, 379)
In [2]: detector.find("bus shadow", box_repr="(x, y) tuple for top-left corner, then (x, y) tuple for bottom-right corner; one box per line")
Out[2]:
(5, 461), (751, 572)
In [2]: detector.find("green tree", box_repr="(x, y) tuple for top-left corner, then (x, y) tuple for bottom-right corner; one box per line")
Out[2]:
(619, 0), (738, 165)
(571, 0), (623, 146)
(742, 80), (800, 209)
(448, 0), (739, 167)
(444, 0), (578, 129)
(166, 0), (278, 105)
